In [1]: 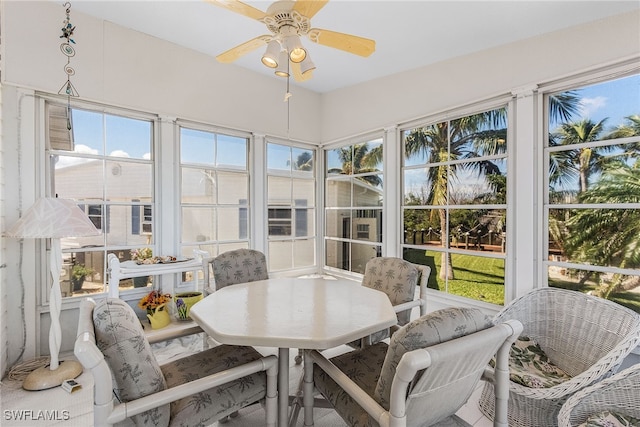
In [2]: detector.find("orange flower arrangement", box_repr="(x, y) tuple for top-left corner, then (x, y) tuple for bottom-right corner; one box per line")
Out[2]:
(138, 290), (172, 312)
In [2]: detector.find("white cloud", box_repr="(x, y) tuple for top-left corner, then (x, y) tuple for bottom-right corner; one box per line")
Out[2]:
(578, 96), (607, 119)
(109, 150), (131, 158)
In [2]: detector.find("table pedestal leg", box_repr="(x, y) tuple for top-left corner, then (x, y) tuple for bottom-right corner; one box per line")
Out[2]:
(278, 348), (289, 426)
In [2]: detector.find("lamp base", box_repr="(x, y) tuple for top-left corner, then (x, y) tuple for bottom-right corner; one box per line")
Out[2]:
(22, 360), (83, 391)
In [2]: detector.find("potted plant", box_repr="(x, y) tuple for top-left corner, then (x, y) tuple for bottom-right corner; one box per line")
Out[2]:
(71, 264), (94, 291)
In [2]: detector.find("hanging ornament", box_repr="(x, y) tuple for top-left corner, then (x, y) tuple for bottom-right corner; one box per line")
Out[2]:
(57, 2), (79, 131)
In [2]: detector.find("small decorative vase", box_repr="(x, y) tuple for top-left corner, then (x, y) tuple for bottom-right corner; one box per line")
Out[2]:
(174, 292), (203, 321)
(147, 304), (170, 329)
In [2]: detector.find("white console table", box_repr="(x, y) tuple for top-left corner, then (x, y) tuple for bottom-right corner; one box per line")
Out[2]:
(107, 253), (206, 298)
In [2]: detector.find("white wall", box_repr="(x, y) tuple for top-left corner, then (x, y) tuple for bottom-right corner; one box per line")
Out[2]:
(1, 0), (639, 375)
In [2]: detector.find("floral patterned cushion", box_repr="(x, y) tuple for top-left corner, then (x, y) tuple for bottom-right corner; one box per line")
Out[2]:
(578, 410), (640, 427)
(313, 341), (389, 427)
(93, 298), (170, 427)
(212, 249), (268, 289)
(505, 336), (572, 388)
(374, 307), (493, 409)
(161, 344), (267, 426)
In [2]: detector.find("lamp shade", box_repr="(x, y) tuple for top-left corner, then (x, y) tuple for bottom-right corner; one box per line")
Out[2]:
(261, 39), (280, 68)
(5, 197), (100, 238)
(274, 50), (290, 77)
(285, 35), (307, 63)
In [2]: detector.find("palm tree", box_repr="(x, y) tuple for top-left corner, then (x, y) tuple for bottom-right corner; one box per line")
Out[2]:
(563, 164), (640, 297)
(404, 110), (508, 279)
(328, 143), (382, 186)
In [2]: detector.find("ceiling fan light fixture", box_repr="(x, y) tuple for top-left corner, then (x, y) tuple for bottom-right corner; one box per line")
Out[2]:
(300, 55), (315, 75)
(261, 39), (280, 68)
(285, 35), (306, 63)
(274, 50), (290, 77)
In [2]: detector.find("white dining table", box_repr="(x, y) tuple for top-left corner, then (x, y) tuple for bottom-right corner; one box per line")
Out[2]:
(189, 276), (397, 426)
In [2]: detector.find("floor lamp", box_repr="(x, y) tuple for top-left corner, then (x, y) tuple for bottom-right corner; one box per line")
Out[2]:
(6, 197), (100, 390)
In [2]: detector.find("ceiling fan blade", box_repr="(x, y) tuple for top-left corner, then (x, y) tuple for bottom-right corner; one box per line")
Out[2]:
(204, 0), (266, 21)
(307, 28), (375, 57)
(291, 62), (313, 82)
(293, 0), (329, 19)
(216, 35), (271, 63)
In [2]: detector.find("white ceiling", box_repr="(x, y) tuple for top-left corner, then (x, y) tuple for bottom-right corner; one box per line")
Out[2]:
(67, 0), (639, 94)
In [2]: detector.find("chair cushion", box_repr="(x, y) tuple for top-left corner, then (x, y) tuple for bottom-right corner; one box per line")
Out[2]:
(313, 342), (389, 427)
(362, 258), (419, 326)
(213, 249), (268, 289)
(161, 344), (267, 426)
(578, 410), (640, 427)
(93, 298), (169, 427)
(374, 307), (493, 410)
(505, 336), (572, 388)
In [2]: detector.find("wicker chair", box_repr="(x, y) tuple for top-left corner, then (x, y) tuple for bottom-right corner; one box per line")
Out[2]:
(305, 307), (523, 427)
(478, 287), (640, 427)
(558, 363), (640, 427)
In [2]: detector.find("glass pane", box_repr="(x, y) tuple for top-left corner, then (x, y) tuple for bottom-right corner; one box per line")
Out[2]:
(106, 205), (153, 246)
(351, 242), (379, 274)
(54, 156), (104, 200)
(218, 207), (245, 241)
(549, 74), (640, 139)
(106, 161), (152, 201)
(449, 209), (506, 253)
(403, 123), (442, 166)
(404, 168), (430, 205)
(292, 147), (314, 173)
(294, 239), (315, 268)
(326, 179), (351, 207)
(325, 209), (351, 239)
(549, 208), (640, 269)
(217, 171), (248, 204)
(268, 176), (291, 203)
(267, 143), (291, 172)
(72, 109), (104, 155)
(106, 115), (151, 160)
(354, 175), (383, 207)
(292, 179), (315, 207)
(353, 209), (382, 243)
(354, 139), (383, 173)
(325, 239), (348, 271)
(450, 109), (507, 161)
(295, 208), (313, 237)
(326, 146), (350, 175)
(62, 229), (103, 251)
(63, 251), (105, 296)
(403, 208), (442, 247)
(217, 134), (247, 169)
(450, 160), (506, 205)
(548, 268), (640, 314)
(182, 207), (216, 243)
(181, 128), (214, 166)
(269, 240), (293, 271)
(182, 167), (216, 204)
(268, 208), (292, 236)
(449, 253), (505, 305)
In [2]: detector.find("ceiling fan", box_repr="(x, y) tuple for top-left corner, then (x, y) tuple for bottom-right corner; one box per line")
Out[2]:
(206, 0), (376, 82)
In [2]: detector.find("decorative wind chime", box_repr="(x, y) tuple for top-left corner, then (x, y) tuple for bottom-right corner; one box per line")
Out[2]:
(58, 2), (78, 131)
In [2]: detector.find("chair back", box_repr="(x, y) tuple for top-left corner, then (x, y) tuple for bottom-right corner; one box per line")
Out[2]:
(212, 248), (268, 290)
(362, 257), (419, 325)
(374, 307), (522, 426)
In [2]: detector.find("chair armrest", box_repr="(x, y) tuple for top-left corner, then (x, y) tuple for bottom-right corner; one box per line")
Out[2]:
(307, 350), (392, 426)
(392, 299), (424, 314)
(107, 355), (278, 424)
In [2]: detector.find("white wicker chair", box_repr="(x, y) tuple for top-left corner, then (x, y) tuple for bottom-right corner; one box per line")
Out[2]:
(478, 287), (640, 427)
(558, 363), (640, 427)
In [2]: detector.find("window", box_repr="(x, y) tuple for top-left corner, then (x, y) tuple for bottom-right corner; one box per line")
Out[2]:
(401, 106), (509, 305)
(48, 104), (155, 296)
(544, 72), (640, 314)
(325, 138), (383, 274)
(179, 125), (250, 258)
(266, 141), (316, 271)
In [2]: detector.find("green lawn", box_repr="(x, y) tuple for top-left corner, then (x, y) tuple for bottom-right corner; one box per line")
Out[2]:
(549, 278), (640, 314)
